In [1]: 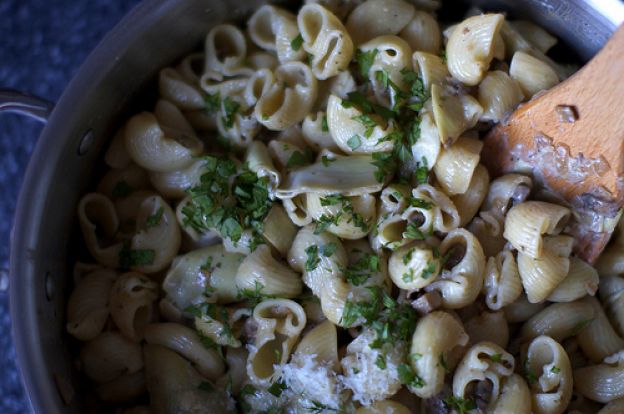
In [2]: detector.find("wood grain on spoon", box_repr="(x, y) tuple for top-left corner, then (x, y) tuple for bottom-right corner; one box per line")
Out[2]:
(481, 24), (624, 263)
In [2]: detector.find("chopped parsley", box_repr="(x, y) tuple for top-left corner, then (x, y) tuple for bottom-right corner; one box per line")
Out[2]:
(409, 198), (433, 209)
(375, 354), (387, 369)
(305, 243), (338, 272)
(347, 135), (362, 150)
(321, 155), (335, 167)
(314, 213), (342, 234)
(119, 242), (155, 269)
(439, 353), (450, 373)
(341, 286), (418, 351)
(525, 367), (538, 384)
(398, 363), (426, 388)
(403, 248), (415, 265)
(415, 157), (429, 184)
(291, 34), (304, 51)
(444, 396), (477, 414)
(421, 261), (437, 279)
(321, 115), (329, 132)
(319, 194), (369, 232)
(237, 280), (274, 307)
(145, 207), (164, 228)
(221, 97), (240, 129)
(352, 114), (377, 138)
(112, 180), (134, 198)
(491, 353), (503, 363)
(572, 319), (593, 335)
(551, 366), (561, 374)
(404, 222), (431, 240)
(286, 150), (308, 168)
(402, 269), (415, 283)
(267, 380), (287, 397)
(204, 92), (221, 114)
(371, 151), (395, 183)
(343, 253), (379, 286)
(355, 48), (378, 77)
(181, 157), (272, 251)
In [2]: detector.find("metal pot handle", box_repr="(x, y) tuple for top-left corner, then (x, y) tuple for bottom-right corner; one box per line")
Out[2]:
(0, 89), (54, 124)
(0, 89), (54, 292)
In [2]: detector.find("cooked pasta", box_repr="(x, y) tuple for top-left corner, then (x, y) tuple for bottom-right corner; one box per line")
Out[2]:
(66, 2), (615, 412)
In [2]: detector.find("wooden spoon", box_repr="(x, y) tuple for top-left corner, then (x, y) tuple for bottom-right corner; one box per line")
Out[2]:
(481, 24), (624, 263)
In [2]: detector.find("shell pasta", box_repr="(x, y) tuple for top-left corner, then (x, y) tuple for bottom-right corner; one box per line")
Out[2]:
(65, 2), (619, 413)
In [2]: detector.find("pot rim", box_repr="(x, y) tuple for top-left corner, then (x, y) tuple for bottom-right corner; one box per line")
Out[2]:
(8, 0), (172, 411)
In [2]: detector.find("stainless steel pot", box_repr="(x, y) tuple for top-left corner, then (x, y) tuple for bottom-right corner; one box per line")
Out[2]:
(3, 0), (624, 412)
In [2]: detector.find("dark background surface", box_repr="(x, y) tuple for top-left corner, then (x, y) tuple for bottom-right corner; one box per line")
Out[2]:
(0, 1), (140, 412)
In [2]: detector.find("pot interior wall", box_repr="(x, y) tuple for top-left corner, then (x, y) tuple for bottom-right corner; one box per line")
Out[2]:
(9, 0), (621, 413)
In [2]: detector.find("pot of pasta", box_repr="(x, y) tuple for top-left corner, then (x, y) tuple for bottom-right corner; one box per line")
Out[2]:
(7, 0), (624, 413)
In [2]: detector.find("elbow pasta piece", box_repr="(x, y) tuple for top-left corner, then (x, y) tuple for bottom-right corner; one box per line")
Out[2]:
(144, 344), (236, 414)
(483, 250), (522, 311)
(411, 52), (448, 93)
(267, 136), (309, 171)
(282, 194), (313, 226)
(525, 335), (573, 414)
(245, 140), (281, 192)
(235, 244), (303, 298)
(104, 126), (132, 169)
(297, 3), (354, 79)
(162, 244), (243, 309)
(600, 275), (624, 337)
(510, 20), (558, 53)
(66, 269), (117, 341)
(431, 84), (483, 146)
(520, 300), (596, 343)
(547, 257), (599, 302)
(305, 192), (376, 239)
(224, 347), (248, 395)
(577, 296), (624, 363)
(504, 294), (547, 323)
(262, 204), (298, 257)
(244, 68), (277, 109)
(503, 201), (571, 259)
(203, 24), (253, 79)
(78, 193), (123, 268)
(194, 307), (250, 348)
(144, 323), (225, 380)
(510, 51), (559, 98)
(595, 238), (624, 276)
(446, 14), (505, 86)
(345, 0), (415, 45)
(517, 235), (573, 303)
(80, 331), (143, 384)
(378, 183), (410, 216)
(158, 67), (205, 111)
(302, 111), (340, 152)
(409, 311), (469, 398)
(452, 341), (515, 411)
(410, 111), (441, 171)
(425, 229), (486, 309)
(433, 136), (483, 196)
(109, 272), (159, 342)
(400, 11), (441, 54)
(247, 5), (305, 63)
(491, 373), (532, 414)
(465, 310), (510, 348)
(148, 159), (205, 199)
(247, 299), (306, 386)
(388, 242), (441, 290)
(96, 371), (146, 404)
(467, 210), (506, 257)
(359, 35), (412, 107)
(410, 184), (461, 234)
(451, 164), (490, 227)
(478, 70), (524, 122)
(326, 94), (395, 154)
(295, 319), (339, 369)
(319, 276), (352, 326)
(255, 62), (318, 130)
(482, 173), (533, 218)
(574, 351), (624, 404)
(354, 401), (411, 414)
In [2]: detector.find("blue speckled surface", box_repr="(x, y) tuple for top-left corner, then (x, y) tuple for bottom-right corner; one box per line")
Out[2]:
(0, 1), (140, 412)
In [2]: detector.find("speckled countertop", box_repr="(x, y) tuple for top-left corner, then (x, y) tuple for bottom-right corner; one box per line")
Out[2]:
(0, 1), (140, 412)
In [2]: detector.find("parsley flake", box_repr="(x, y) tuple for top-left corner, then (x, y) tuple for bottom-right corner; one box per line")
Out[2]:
(398, 363), (426, 388)
(444, 396), (477, 414)
(347, 135), (362, 150)
(145, 207), (164, 228)
(355, 48), (378, 77)
(291, 34), (304, 51)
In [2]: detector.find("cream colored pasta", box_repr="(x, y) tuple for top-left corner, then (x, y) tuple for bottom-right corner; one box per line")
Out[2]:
(509, 50), (559, 98)
(504, 294), (547, 323)
(483, 250), (522, 311)
(158, 67), (205, 111)
(255, 61), (318, 130)
(525, 335), (573, 414)
(301, 111), (340, 151)
(125, 101), (204, 173)
(247, 299), (306, 385)
(452, 341), (515, 411)
(577, 296), (624, 363)
(510, 20), (557, 53)
(306, 192), (376, 239)
(409, 111), (441, 172)
(247, 5), (305, 63)
(517, 235), (573, 303)
(295, 319), (339, 368)
(491, 373), (532, 414)
(262, 204), (298, 256)
(425, 229), (486, 309)
(464, 310), (509, 348)
(433, 136), (483, 195)
(446, 14), (505, 85)
(599, 398), (624, 414)
(345, 0), (415, 45)
(98, 165), (151, 202)
(235, 244), (303, 298)
(378, 183), (410, 216)
(78, 193), (124, 268)
(430, 84), (483, 146)
(519, 300), (596, 343)
(478, 70), (524, 122)
(80, 331), (143, 383)
(297, 3), (354, 79)
(66, 268), (116, 341)
(600, 275), (624, 337)
(408, 311), (469, 398)
(503, 201), (571, 259)
(411, 52), (448, 93)
(482, 173), (533, 218)
(451, 164), (489, 227)
(467, 210), (507, 257)
(109, 272), (159, 342)
(203, 24), (253, 79)
(400, 11), (441, 54)
(574, 351), (624, 404)
(547, 257), (599, 302)
(148, 159), (205, 199)
(282, 194), (313, 226)
(354, 401), (411, 414)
